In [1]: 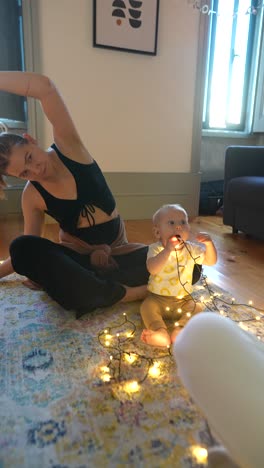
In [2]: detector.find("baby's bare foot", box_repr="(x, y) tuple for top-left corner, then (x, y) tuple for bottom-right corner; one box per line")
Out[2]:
(140, 328), (171, 347)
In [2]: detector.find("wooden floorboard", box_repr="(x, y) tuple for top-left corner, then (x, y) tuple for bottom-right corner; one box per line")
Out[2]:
(0, 214), (263, 309)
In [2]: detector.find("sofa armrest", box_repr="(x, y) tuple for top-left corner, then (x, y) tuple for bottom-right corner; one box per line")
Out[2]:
(225, 146), (264, 183)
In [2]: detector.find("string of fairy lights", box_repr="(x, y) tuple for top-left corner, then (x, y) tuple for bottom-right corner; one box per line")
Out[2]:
(98, 237), (264, 389)
(96, 236), (264, 464)
(187, 0), (263, 16)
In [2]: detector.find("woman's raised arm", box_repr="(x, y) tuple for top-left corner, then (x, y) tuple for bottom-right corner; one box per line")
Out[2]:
(0, 71), (81, 149)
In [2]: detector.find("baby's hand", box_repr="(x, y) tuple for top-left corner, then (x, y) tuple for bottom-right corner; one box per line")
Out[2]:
(196, 232), (213, 244)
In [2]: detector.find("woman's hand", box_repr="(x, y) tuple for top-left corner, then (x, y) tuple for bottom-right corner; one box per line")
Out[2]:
(90, 248), (118, 270)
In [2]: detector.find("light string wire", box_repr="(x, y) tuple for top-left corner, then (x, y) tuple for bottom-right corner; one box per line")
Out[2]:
(182, 237), (264, 323)
(98, 312), (172, 384)
(174, 242), (202, 317)
(188, 0), (262, 16)
(98, 236), (264, 385)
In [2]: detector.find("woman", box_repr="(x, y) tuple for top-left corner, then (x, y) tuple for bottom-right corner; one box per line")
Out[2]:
(0, 71), (149, 317)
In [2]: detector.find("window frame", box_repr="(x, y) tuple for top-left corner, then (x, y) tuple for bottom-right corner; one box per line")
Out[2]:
(202, 0), (264, 138)
(0, 0), (36, 134)
(1, 0), (37, 192)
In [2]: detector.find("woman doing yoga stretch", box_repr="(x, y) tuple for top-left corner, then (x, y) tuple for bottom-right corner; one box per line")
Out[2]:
(0, 71), (149, 317)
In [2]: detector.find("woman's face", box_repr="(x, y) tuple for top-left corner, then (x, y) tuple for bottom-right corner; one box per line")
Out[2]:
(7, 142), (49, 182)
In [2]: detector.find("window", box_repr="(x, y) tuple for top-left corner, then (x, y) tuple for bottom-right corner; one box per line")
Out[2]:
(0, 0), (27, 126)
(203, 0), (262, 132)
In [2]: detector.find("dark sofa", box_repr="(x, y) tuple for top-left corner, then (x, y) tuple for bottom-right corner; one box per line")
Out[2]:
(223, 146), (264, 240)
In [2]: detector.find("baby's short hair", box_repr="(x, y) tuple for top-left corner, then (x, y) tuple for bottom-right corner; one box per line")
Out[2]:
(152, 204), (188, 225)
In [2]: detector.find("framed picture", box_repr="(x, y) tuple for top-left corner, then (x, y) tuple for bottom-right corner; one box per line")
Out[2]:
(93, 0), (160, 56)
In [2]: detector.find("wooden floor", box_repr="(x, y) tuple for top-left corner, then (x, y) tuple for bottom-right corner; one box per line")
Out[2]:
(0, 214), (263, 309)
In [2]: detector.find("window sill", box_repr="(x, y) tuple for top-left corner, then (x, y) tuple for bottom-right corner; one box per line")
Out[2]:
(202, 129), (255, 139)
(0, 119), (27, 130)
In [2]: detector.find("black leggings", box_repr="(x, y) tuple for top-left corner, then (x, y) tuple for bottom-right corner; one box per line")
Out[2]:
(10, 235), (149, 317)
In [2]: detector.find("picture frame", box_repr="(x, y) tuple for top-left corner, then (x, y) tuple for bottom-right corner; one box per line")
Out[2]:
(93, 0), (160, 56)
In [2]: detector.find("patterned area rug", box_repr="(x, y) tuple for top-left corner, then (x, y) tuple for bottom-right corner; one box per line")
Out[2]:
(0, 274), (263, 468)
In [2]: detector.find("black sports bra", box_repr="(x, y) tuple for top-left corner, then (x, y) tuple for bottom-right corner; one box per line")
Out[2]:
(31, 144), (116, 234)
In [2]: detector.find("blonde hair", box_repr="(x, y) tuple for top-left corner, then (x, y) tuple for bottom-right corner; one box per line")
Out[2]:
(152, 204), (188, 225)
(0, 132), (27, 199)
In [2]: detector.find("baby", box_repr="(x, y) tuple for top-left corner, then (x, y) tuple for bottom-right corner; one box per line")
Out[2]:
(140, 204), (217, 347)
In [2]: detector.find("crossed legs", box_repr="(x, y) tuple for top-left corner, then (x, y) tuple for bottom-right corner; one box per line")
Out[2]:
(10, 235), (147, 316)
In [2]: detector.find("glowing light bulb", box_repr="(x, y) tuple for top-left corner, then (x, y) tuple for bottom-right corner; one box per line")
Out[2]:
(191, 445), (208, 463)
(149, 364), (160, 378)
(124, 381), (139, 393)
(248, 300), (253, 306)
(102, 374), (111, 382)
(186, 312), (191, 318)
(165, 306), (170, 311)
(174, 322), (180, 327)
(104, 334), (112, 340)
(219, 310), (224, 315)
(104, 329), (108, 334)
(101, 366), (110, 373)
(232, 297), (235, 303)
(255, 316), (261, 321)
(239, 322), (248, 331)
(125, 354), (137, 364)
(177, 308), (182, 313)
(123, 312), (127, 316)
(105, 341), (110, 347)
(116, 333), (120, 337)
(200, 296), (204, 302)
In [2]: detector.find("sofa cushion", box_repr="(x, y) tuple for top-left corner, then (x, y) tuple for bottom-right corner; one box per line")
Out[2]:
(227, 176), (264, 208)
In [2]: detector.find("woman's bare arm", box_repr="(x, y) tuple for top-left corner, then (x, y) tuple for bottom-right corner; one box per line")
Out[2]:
(0, 71), (92, 162)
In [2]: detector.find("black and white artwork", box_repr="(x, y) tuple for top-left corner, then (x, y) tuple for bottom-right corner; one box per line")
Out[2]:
(93, 0), (160, 55)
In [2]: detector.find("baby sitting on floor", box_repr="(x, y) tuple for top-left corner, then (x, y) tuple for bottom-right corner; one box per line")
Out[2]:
(140, 204), (217, 347)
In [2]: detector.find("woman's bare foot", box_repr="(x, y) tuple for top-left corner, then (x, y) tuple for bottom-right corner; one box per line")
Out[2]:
(22, 279), (43, 290)
(121, 285), (147, 303)
(170, 327), (182, 343)
(140, 328), (171, 347)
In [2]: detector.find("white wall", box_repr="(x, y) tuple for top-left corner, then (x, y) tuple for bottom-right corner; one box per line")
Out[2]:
(31, 0), (201, 173)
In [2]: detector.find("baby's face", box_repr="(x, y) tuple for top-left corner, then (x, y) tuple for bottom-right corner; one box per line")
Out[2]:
(154, 207), (190, 248)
